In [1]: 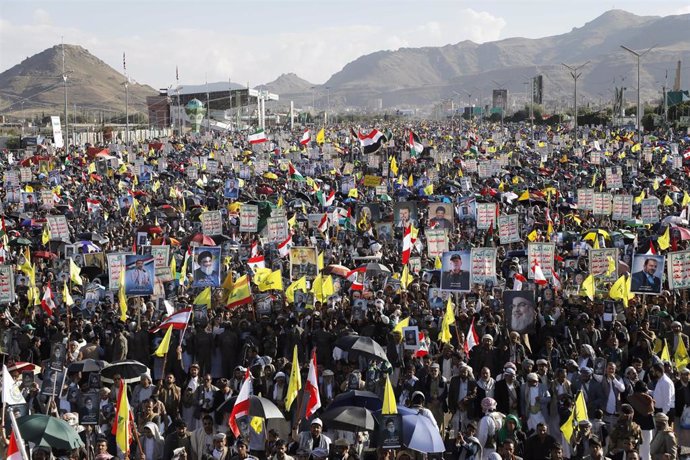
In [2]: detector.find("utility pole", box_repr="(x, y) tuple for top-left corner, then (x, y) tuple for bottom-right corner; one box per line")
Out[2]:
(123, 52), (129, 145)
(620, 44), (656, 140)
(62, 38), (68, 147)
(561, 61), (590, 143)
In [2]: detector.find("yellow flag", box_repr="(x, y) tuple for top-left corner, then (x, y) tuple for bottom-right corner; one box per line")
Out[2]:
(393, 317), (410, 335)
(316, 128), (325, 145)
(407, 174), (414, 187)
(401, 265), (413, 290)
(286, 276), (307, 304)
(561, 391), (589, 442)
(221, 271), (234, 291)
(423, 183), (434, 195)
(606, 257), (616, 276)
(653, 178), (659, 191)
(287, 214), (296, 228)
(527, 229), (538, 242)
(634, 190), (645, 204)
(152, 180), (161, 192)
(660, 339), (671, 362)
(390, 156), (399, 176)
(277, 196), (284, 208)
(317, 252), (324, 272)
(581, 274), (595, 301)
(258, 270), (283, 292)
(25, 185), (33, 193)
(250, 417), (263, 434)
(593, 236), (600, 249)
(435, 256), (442, 269)
(285, 345), (302, 411)
(153, 324), (173, 357)
(382, 375), (398, 415)
(657, 226), (670, 250)
(683, 191), (690, 207)
(118, 270), (128, 322)
(321, 275), (334, 301)
(63, 281), (74, 306)
(663, 194), (674, 206)
(348, 188), (358, 198)
(439, 297), (455, 343)
(253, 267), (272, 284)
(114, 381), (131, 454)
(42, 225), (51, 245)
(193, 287), (212, 309)
(518, 190), (530, 201)
(170, 256), (177, 280)
(674, 336), (690, 371)
(609, 275), (625, 301)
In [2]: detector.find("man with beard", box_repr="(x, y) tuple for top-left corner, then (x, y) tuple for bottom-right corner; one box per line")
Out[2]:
(194, 251), (219, 286)
(510, 294), (536, 334)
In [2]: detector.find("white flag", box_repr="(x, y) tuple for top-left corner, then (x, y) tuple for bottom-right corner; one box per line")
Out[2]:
(2, 364), (26, 406)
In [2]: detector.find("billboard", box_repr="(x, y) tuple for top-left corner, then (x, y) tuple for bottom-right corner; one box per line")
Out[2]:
(492, 89), (508, 112)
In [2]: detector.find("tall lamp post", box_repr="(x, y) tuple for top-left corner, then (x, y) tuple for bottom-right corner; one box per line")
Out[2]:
(620, 44), (656, 141)
(561, 61), (590, 143)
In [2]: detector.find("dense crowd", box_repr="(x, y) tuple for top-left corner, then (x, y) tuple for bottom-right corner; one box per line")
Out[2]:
(0, 119), (689, 460)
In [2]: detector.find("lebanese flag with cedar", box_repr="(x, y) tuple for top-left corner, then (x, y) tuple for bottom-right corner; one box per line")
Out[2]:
(229, 368), (252, 436)
(41, 282), (56, 316)
(532, 261), (548, 286)
(551, 269), (562, 290)
(278, 234), (293, 257)
(305, 350), (321, 418)
(513, 273), (526, 290)
(149, 308), (192, 333)
(300, 129), (311, 146)
(401, 225), (412, 265)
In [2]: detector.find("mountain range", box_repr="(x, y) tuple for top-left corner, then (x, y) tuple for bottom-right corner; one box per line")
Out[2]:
(1, 9), (689, 117)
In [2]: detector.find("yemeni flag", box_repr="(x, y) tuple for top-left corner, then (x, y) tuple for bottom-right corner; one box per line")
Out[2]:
(229, 368), (252, 436)
(317, 213), (329, 234)
(300, 129), (311, 146)
(41, 282), (56, 316)
(278, 234), (293, 257)
(409, 130), (423, 156)
(358, 129), (384, 154)
(401, 225), (412, 265)
(248, 129), (268, 145)
(86, 198), (102, 213)
(464, 318), (479, 355)
(289, 163), (305, 181)
(149, 308), (192, 333)
(304, 350), (322, 418)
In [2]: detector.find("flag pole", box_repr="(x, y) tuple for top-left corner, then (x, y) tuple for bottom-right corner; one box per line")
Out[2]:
(8, 409), (29, 460)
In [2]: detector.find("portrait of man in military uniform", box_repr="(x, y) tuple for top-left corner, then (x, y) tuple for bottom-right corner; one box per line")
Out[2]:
(440, 251), (471, 292)
(290, 247), (318, 280)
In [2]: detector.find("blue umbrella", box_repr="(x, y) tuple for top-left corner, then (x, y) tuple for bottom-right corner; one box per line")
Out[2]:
(329, 390), (382, 411)
(77, 241), (101, 253)
(399, 407), (445, 453)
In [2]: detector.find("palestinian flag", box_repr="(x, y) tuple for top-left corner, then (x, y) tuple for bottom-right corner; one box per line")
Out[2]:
(409, 131), (423, 156)
(289, 163), (305, 181)
(299, 129), (311, 146)
(358, 129), (384, 154)
(248, 129), (268, 144)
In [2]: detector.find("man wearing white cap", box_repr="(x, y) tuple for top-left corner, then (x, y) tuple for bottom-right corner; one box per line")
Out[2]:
(520, 373), (550, 432)
(291, 418), (331, 455)
(649, 413), (677, 460)
(477, 397), (504, 459)
(665, 321), (689, 357)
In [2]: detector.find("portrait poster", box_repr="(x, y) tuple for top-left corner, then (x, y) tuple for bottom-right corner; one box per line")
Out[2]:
(290, 247), (318, 281)
(0, 265), (15, 304)
(640, 198), (660, 224)
(402, 326), (420, 351)
(630, 254), (664, 295)
(409, 257), (422, 275)
(589, 248), (618, 282)
(223, 178), (240, 199)
(107, 252), (132, 291)
(426, 229), (448, 258)
(475, 203), (496, 230)
(83, 253), (106, 271)
(497, 214), (520, 244)
(504, 290), (536, 334)
(49, 342), (66, 371)
(240, 204), (259, 233)
(375, 222), (393, 241)
(427, 202), (454, 230)
(201, 210), (223, 236)
(41, 367), (66, 397)
(457, 196), (477, 221)
(611, 195), (633, 221)
(527, 243), (555, 280)
(394, 202), (418, 229)
(192, 246), (222, 288)
(378, 414), (403, 449)
(123, 254), (155, 296)
(357, 203), (381, 226)
(440, 250), (471, 292)
(427, 288), (450, 310)
(666, 250), (690, 290)
(79, 391), (100, 425)
(470, 248), (497, 285)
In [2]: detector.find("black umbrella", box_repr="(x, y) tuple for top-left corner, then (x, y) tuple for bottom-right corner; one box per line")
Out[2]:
(320, 406), (375, 431)
(334, 335), (389, 363)
(68, 359), (107, 374)
(329, 390), (382, 411)
(215, 395), (284, 419)
(100, 360), (149, 384)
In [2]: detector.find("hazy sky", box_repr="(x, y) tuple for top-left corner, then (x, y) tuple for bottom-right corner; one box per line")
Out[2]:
(1, 0), (689, 89)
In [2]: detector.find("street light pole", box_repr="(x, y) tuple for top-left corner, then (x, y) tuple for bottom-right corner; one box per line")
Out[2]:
(62, 39), (68, 147)
(620, 44), (656, 141)
(561, 61), (590, 143)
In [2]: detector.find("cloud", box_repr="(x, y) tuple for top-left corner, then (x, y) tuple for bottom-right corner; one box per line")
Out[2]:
(0, 8), (507, 89)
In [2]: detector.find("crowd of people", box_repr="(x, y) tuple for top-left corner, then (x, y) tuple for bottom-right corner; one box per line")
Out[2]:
(0, 119), (689, 460)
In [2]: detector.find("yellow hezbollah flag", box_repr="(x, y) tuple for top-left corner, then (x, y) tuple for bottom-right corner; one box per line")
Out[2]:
(682, 191), (690, 207)
(674, 336), (690, 371)
(285, 345), (302, 411)
(400, 265), (413, 290)
(193, 287), (212, 309)
(435, 256), (442, 269)
(390, 156), (398, 176)
(660, 339), (671, 362)
(286, 276), (307, 304)
(118, 270), (128, 322)
(316, 128), (325, 145)
(561, 390), (589, 443)
(42, 225), (51, 245)
(663, 194), (674, 206)
(317, 252), (324, 272)
(634, 190), (645, 204)
(113, 381), (132, 453)
(63, 281), (74, 306)
(581, 274), (595, 301)
(657, 226), (670, 250)
(439, 297), (455, 343)
(227, 275), (252, 308)
(393, 317), (410, 335)
(382, 375), (398, 415)
(258, 270), (283, 292)
(153, 324), (173, 357)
